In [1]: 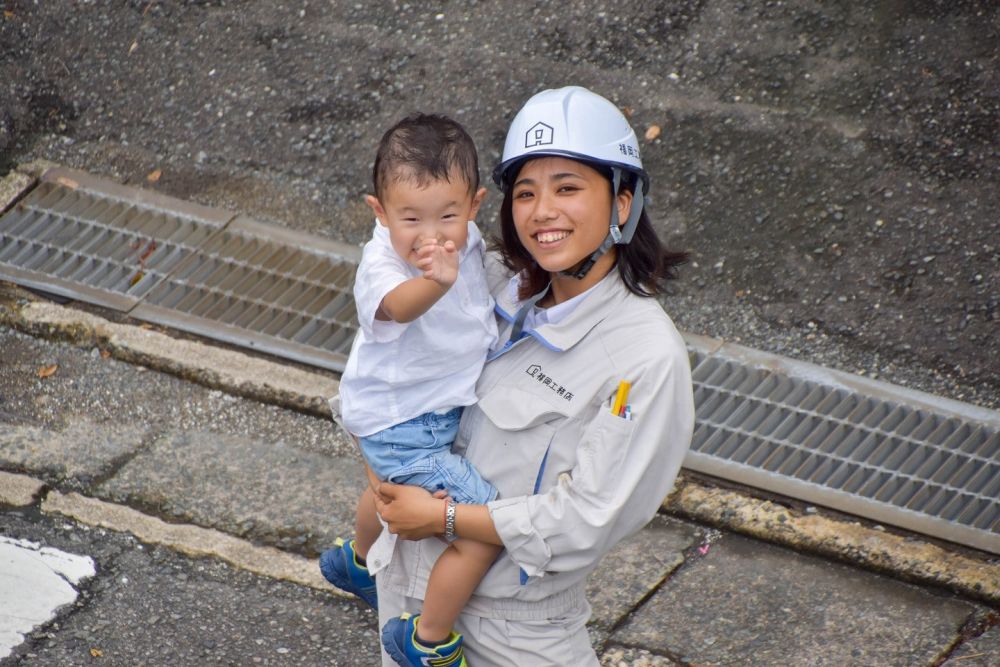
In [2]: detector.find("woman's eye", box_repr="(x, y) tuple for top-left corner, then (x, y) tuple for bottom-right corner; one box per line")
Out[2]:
(513, 190), (533, 199)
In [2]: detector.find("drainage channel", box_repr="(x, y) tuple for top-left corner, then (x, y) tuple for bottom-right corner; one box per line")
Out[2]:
(684, 335), (999, 555)
(0, 167), (359, 371)
(1, 167), (998, 555)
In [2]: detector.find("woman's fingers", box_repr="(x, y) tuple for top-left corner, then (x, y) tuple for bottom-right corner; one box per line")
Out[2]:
(364, 462), (381, 492)
(376, 480), (402, 502)
(370, 482), (443, 540)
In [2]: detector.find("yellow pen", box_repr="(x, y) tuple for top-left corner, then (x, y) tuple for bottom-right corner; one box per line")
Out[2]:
(611, 380), (631, 416)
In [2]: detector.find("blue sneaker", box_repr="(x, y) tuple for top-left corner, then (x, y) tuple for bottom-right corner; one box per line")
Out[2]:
(319, 538), (377, 609)
(382, 613), (467, 667)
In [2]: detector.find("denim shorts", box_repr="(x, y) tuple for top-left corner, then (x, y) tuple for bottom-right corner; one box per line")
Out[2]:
(359, 407), (498, 505)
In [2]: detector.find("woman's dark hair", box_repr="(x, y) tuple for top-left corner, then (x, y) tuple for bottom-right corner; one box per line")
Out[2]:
(494, 163), (689, 300)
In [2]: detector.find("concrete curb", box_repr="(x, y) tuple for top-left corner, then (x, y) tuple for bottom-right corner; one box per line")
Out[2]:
(664, 476), (1000, 605)
(0, 470), (46, 507)
(40, 489), (345, 598)
(2, 266), (997, 608)
(0, 284), (337, 419)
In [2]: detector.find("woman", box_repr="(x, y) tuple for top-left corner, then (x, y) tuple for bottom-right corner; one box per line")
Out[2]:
(372, 86), (695, 666)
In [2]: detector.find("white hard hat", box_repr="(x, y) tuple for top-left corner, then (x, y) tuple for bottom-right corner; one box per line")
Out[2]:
(492, 85), (648, 192)
(493, 86), (652, 279)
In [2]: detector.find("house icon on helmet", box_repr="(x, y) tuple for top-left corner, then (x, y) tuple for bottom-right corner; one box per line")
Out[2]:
(525, 122), (554, 147)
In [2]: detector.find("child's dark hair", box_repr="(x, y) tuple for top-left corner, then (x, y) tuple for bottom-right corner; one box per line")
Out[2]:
(495, 164), (689, 300)
(372, 113), (480, 200)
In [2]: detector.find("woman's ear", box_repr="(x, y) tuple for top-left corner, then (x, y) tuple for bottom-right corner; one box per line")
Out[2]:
(616, 188), (634, 228)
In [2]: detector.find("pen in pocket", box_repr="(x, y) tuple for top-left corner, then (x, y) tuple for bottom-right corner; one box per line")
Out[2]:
(611, 380), (631, 417)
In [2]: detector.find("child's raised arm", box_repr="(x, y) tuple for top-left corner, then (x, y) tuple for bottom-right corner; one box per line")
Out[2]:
(377, 239), (458, 323)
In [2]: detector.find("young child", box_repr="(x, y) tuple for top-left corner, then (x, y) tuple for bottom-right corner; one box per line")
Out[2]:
(320, 113), (501, 666)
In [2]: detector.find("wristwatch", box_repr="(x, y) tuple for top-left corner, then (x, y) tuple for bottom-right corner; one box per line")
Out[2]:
(445, 499), (457, 541)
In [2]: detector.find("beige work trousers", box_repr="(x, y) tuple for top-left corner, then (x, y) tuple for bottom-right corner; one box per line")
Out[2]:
(376, 586), (599, 666)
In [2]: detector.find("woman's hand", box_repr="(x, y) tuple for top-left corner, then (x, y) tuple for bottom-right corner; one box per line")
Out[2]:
(372, 480), (447, 541)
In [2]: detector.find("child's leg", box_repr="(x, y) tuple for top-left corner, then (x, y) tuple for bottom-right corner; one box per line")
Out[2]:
(353, 485), (381, 559)
(416, 538), (502, 644)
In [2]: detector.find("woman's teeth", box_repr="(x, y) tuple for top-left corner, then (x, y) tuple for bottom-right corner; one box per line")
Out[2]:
(537, 231), (569, 243)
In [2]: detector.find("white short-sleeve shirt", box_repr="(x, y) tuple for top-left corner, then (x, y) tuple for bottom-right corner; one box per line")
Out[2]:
(338, 220), (499, 437)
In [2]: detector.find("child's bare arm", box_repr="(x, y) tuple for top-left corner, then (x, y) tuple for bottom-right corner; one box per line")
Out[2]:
(378, 240), (458, 323)
(377, 276), (448, 322)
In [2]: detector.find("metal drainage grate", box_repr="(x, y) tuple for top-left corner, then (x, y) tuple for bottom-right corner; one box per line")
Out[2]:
(683, 335), (1000, 555)
(0, 167), (360, 371)
(130, 215), (359, 371)
(0, 168), (232, 311)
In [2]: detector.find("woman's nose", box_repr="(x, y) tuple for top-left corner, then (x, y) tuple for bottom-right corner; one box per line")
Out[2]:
(532, 192), (558, 222)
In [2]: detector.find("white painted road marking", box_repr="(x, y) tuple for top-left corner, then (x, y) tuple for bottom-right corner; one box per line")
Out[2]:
(0, 536), (95, 659)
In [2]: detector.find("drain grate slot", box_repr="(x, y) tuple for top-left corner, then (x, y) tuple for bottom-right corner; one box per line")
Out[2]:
(683, 342), (1000, 554)
(130, 215), (360, 371)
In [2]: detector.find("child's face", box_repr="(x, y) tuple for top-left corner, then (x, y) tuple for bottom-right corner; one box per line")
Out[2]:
(366, 171), (486, 269)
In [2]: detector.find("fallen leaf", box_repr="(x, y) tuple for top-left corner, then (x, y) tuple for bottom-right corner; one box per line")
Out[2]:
(100, 349), (111, 359)
(644, 124), (662, 141)
(129, 270), (145, 286)
(128, 40), (138, 54)
(620, 106), (634, 118)
(3, 10), (15, 19)
(146, 168), (162, 183)
(54, 176), (79, 190)
(90, 647), (103, 657)
(138, 240), (157, 263)
(37, 364), (58, 379)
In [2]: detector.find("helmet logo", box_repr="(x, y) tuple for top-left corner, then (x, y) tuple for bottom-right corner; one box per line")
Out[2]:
(525, 122), (554, 147)
(618, 143), (640, 159)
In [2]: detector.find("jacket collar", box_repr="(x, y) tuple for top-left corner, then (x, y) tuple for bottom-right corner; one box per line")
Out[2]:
(494, 271), (625, 353)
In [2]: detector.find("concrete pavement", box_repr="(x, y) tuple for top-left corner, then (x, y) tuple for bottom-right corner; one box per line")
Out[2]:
(1, 287), (998, 665)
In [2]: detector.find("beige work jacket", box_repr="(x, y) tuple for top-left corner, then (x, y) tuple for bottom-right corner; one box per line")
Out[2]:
(378, 257), (695, 618)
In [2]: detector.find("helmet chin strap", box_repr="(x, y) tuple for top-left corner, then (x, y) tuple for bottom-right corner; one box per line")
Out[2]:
(562, 168), (647, 280)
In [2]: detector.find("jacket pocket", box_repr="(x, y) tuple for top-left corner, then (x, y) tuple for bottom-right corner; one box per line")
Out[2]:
(573, 409), (637, 501)
(464, 391), (564, 500)
(477, 386), (570, 431)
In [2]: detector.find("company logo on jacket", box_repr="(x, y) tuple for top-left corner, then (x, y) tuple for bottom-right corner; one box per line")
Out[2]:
(526, 364), (574, 401)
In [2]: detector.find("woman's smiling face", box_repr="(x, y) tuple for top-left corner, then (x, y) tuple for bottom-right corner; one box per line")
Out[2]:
(510, 156), (629, 279)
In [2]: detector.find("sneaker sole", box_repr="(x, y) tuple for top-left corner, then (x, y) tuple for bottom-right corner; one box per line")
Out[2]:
(319, 543), (378, 609)
(381, 623), (410, 667)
